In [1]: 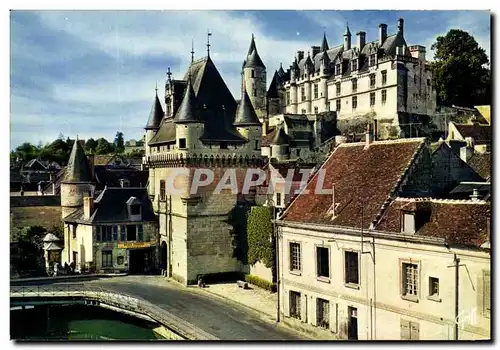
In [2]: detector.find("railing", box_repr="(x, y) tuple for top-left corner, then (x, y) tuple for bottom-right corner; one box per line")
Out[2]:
(10, 284), (218, 340)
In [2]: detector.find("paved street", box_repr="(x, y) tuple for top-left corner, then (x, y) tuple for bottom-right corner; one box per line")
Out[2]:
(49, 276), (303, 340)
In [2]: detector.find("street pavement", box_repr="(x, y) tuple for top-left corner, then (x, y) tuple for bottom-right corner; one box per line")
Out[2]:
(50, 275), (303, 341)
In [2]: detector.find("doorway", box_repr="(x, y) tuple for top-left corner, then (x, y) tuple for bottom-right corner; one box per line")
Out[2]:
(128, 248), (153, 274)
(348, 306), (358, 340)
(160, 242), (168, 271)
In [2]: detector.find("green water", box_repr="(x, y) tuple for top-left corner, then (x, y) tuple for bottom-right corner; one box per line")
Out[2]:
(11, 304), (165, 341)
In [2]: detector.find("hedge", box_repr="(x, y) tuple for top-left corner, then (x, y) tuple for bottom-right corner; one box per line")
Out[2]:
(244, 274), (277, 293)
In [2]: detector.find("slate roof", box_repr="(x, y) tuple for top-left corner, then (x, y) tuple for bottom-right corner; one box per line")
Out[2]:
(281, 138), (425, 228)
(376, 198), (490, 248)
(320, 33), (329, 52)
(63, 187), (156, 224)
(93, 166), (149, 190)
(468, 152), (491, 180)
(267, 71), (281, 99)
(148, 119), (177, 145)
(64, 138), (92, 183)
(272, 125), (291, 145)
(145, 91), (164, 129)
(173, 78), (203, 123)
(261, 128), (277, 147)
(234, 90), (261, 126)
(453, 123), (491, 144)
(244, 35), (265, 69)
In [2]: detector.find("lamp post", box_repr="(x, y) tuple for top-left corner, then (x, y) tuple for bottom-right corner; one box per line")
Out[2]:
(267, 196), (280, 323)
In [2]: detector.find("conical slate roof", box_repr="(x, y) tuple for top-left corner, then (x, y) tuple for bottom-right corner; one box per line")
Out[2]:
(247, 35), (257, 56)
(145, 91), (164, 130)
(271, 125), (290, 145)
(234, 90), (261, 126)
(64, 138), (92, 183)
(321, 33), (329, 51)
(174, 78), (203, 123)
(277, 63), (286, 77)
(244, 49), (266, 69)
(344, 24), (351, 36)
(267, 71), (280, 99)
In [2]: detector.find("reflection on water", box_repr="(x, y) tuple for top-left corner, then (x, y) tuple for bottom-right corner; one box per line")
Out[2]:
(11, 304), (165, 341)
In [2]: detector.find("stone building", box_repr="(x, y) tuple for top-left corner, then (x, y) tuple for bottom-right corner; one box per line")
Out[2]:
(276, 132), (490, 340)
(275, 18), (437, 140)
(144, 41), (265, 285)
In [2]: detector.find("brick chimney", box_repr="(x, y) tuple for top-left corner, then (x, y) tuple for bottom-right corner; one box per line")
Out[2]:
(357, 31), (366, 51)
(311, 46), (321, 57)
(297, 51), (304, 61)
(398, 18), (404, 37)
(88, 154), (95, 181)
(83, 197), (94, 220)
(379, 23), (387, 45)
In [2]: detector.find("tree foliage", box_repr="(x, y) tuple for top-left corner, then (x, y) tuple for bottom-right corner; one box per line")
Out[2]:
(246, 206), (275, 268)
(114, 131), (125, 154)
(85, 138), (98, 154)
(95, 137), (114, 155)
(431, 29), (490, 107)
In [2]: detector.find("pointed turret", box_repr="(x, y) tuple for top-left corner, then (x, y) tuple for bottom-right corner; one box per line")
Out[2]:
(271, 125), (291, 145)
(267, 71), (281, 99)
(234, 90), (261, 126)
(64, 137), (92, 182)
(247, 33), (257, 56)
(321, 32), (329, 52)
(344, 23), (352, 50)
(244, 35), (265, 69)
(173, 78), (203, 124)
(145, 90), (164, 130)
(277, 63), (286, 78)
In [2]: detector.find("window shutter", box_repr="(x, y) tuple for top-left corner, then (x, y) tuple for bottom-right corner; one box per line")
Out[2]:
(483, 270), (490, 317)
(410, 322), (419, 340)
(330, 302), (338, 333)
(477, 274), (484, 317)
(400, 319), (410, 340)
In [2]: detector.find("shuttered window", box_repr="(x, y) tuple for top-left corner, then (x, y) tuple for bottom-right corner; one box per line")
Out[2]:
(478, 270), (491, 318)
(401, 319), (419, 340)
(289, 291), (301, 319)
(120, 225), (126, 241)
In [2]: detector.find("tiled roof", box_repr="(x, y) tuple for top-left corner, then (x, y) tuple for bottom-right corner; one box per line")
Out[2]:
(468, 152), (491, 181)
(453, 123), (491, 144)
(92, 155), (115, 166)
(376, 198), (490, 248)
(64, 138), (92, 183)
(281, 138), (425, 228)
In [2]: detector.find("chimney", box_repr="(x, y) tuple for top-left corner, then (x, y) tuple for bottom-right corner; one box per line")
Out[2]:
(297, 51), (304, 61)
(311, 46), (321, 57)
(356, 31), (366, 51)
(83, 197), (94, 220)
(365, 123), (374, 147)
(88, 154), (95, 181)
(470, 188), (481, 201)
(379, 23), (387, 45)
(409, 45), (426, 61)
(398, 18), (404, 37)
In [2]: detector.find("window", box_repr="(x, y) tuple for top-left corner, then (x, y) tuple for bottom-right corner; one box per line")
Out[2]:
(336, 82), (341, 96)
(301, 87), (305, 101)
(286, 91), (291, 104)
(95, 226), (101, 242)
(101, 226), (112, 242)
(381, 89), (387, 104)
(352, 78), (357, 93)
(314, 106), (319, 114)
(137, 224), (143, 241)
(127, 225), (137, 241)
(313, 84), (318, 99)
(102, 251), (113, 268)
(131, 204), (141, 215)
(345, 251), (359, 285)
(402, 212), (415, 233)
(352, 96), (357, 110)
(301, 109), (306, 114)
(400, 319), (419, 340)
(253, 88), (257, 97)
(348, 307), (358, 340)
(276, 193), (282, 207)
(429, 277), (439, 297)
(402, 262), (419, 298)
(336, 99), (341, 112)
(254, 140), (259, 150)
(296, 149), (301, 157)
(112, 225), (118, 241)
(479, 270), (491, 317)
(251, 70), (255, 78)
(289, 291), (301, 319)
(159, 180), (166, 201)
(335, 63), (341, 75)
(369, 54), (376, 67)
(326, 101), (330, 111)
(370, 74), (376, 88)
(289, 242), (301, 271)
(220, 142), (228, 149)
(316, 247), (330, 278)
(427, 78), (431, 87)
(351, 59), (357, 71)
(382, 70), (387, 85)
(316, 298), (329, 329)
(179, 138), (186, 149)
(120, 225), (126, 241)
(72, 225), (76, 239)
(370, 92), (375, 106)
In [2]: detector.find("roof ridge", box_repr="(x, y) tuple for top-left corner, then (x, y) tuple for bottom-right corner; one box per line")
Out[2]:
(394, 197), (490, 205)
(339, 137), (425, 148)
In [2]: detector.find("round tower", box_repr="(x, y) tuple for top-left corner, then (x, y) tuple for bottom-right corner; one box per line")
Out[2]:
(271, 125), (290, 161)
(144, 87), (164, 198)
(243, 34), (267, 121)
(234, 89), (262, 157)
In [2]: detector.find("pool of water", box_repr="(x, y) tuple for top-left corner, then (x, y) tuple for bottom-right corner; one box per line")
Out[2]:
(11, 304), (166, 341)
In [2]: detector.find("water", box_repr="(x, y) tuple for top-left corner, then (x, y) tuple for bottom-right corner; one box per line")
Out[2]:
(11, 304), (166, 341)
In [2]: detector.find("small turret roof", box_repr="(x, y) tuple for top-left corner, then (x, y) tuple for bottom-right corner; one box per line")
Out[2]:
(277, 63), (286, 77)
(64, 137), (92, 183)
(247, 34), (257, 56)
(234, 90), (261, 126)
(174, 78), (203, 123)
(344, 24), (351, 36)
(271, 125), (290, 145)
(267, 71), (281, 99)
(321, 33), (329, 51)
(244, 49), (266, 69)
(145, 91), (164, 130)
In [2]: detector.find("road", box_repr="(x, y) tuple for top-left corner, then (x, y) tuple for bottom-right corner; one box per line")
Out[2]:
(45, 275), (303, 341)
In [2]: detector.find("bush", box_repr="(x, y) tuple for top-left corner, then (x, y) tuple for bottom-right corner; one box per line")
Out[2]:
(244, 274), (277, 293)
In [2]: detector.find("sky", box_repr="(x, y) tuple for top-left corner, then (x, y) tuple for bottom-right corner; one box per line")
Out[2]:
(9, 10), (491, 150)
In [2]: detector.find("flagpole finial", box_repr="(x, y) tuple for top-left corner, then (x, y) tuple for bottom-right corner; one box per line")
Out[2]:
(155, 81), (158, 93)
(207, 29), (212, 57)
(191, 39), (195, 63)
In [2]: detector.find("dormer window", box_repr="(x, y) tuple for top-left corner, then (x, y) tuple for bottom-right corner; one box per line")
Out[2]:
(127, 196), (142, 221)
(369, 54), (376, 67)
(336, 63), (341, 75)
(351, 59), (358, 71)
(402, 212), (416, 234)
(131, 204), (141, 215)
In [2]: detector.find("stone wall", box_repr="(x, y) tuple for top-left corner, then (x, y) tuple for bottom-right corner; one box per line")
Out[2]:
(10, 195), (60, 208)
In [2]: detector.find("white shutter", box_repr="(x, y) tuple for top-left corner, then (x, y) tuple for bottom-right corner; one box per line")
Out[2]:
(400, 319), (410, 340)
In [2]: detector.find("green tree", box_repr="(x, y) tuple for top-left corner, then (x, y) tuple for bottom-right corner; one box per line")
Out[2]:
(15, 142), (39, 161)
(246, 206), (274, 268)
(114, 131), (125, 154)
(95, 137), (114, 155)
(85, 138), (98, 154)
(127, 149), (145, 157)
(431, 29), (490, 107)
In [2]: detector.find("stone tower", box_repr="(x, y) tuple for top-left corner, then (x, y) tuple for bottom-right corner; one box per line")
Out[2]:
(234, 88), (262, 155)
(144, 88), (164, 198)
(271, 124), (291, 161)
(344, 24), (352, 50)
(242, 34), (267, 121)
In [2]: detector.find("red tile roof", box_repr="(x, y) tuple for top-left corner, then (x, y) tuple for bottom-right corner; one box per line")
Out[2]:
(453, 123), (491, 144)
(376, 198), (490, 248)
(281, 138), (425, 228)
